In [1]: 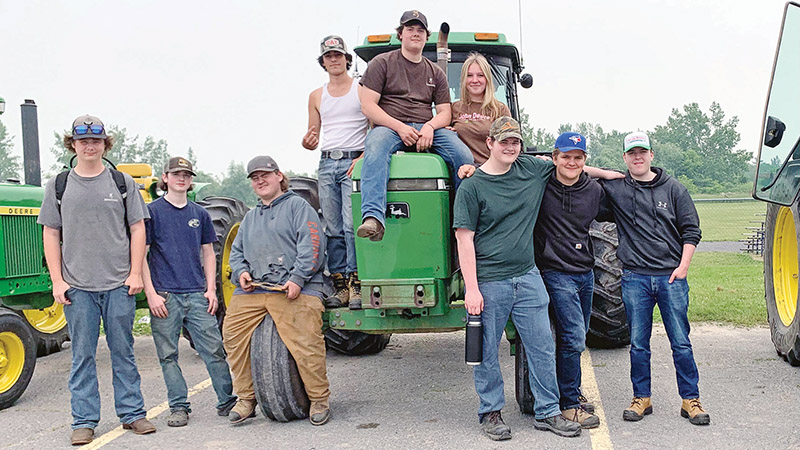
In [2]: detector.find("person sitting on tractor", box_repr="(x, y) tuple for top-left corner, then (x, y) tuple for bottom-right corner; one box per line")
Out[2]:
(599, 132), (708, 426)
(302, 34), (367, 309)
(222, 155), (332, 426)
(141, 156), (237, 427)
(38, 114), (155, 445)
(533, 132), (610, 429)
(356, 9), (474, 242)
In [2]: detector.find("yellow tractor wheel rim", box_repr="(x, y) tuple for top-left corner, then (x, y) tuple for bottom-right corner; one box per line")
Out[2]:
(221, 223), (241, 309)
(0, 331), (25, 393)
(773, 206), (799, 327)
(22, 302), (67, 334)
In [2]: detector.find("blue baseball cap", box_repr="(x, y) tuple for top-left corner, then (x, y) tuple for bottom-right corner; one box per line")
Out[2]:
(555, 132), (587, 152)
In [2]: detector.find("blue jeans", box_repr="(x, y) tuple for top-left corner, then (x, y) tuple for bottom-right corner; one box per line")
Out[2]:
(63, 286), (146, 429)
(541, 270), (594, 410)
(318, 155), (357, 275)
(150, 292), (236, 413)
(474, 268), (561, 420)
(621, 270), (700, 399)
(360, 124), (473, 225)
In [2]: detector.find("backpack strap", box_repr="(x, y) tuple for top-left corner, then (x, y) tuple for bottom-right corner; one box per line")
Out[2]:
(109, 169), (130, 237)
(54, 170), (70, 215)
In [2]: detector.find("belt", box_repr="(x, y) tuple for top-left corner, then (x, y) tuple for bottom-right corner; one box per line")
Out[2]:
(321, 150), (363, 160)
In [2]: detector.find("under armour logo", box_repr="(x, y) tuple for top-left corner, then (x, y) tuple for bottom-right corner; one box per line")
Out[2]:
(657, 201), (668, 209)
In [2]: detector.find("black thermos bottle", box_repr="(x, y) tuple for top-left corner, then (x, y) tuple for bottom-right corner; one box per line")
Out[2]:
(465, 314), (483, 365)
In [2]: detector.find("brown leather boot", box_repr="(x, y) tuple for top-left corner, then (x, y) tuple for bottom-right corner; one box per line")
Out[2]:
(229, 399), (257, 425)
(328, 273), (349, 307)
(681, 398), (710, 425)
(348, 272), (362, 310)
(309, 400), (331, 426)
(71, 428), (94, 446)
(356, 217), (385, 241)
(623, 397), (652, 421)
(562, 407), (600, 429)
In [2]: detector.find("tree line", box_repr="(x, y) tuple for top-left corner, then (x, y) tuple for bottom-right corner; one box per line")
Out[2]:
(0, 101), (753, 202)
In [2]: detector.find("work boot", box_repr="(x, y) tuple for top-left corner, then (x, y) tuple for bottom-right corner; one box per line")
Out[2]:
(328, 273), (349, 307)
(578, 393), (595, 414)
(680, 398), (710, 425)
(122, 418), (157, 435)
(623, 397), (652, 421)
(533, 414), (582, 437)
(480, 410), (512, 441)
(349, 272), (362, 310)
(167, 409), (189, 427)
(562, 406), (600, 429)
(229, 399), (257, 425)
(71, 428), (94, 446)
(309, 400), (331, 426)
(356, 217), (385, 242)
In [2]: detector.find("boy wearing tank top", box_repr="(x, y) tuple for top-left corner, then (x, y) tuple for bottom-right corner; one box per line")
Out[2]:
(302, 35), (368, 309)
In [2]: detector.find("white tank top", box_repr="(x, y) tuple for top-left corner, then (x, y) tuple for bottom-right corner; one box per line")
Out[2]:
(320, 78), (368, 151)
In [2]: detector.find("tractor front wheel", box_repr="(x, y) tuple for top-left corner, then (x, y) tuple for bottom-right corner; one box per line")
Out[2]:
(324, 330), (391, 356)
(0, 309), (37, 410)
(764, 203), (800, 366)
(22, 303), (69, 356)
(587, 221), (630, 349)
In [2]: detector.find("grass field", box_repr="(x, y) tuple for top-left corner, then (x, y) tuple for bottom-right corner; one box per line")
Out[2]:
(694, 200), (766, 242)
(653, 252), (765, 326)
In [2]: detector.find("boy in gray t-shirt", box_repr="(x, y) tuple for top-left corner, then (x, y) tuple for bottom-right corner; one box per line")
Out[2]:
(37, 115), (153, 446)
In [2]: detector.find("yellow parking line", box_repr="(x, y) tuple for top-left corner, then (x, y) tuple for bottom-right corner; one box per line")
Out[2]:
(81, 378), (212, 449)
(581, 350), (614, 450)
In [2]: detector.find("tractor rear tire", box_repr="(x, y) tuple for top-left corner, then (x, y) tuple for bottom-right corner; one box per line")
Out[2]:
(324, 329), (391, 356)
(587, 221), (630, 349)
(250, 314), (310, 421)
(183, 196), (249, 348)
(22, 303), (70, 357)
(514, 335), (535, 415)
(764, 203), (800, 366)
(289, 176), (322, 215)
(0, 309), (37, 410)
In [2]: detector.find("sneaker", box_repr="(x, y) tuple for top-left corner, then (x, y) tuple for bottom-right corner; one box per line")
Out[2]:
(229, 399), (257, 425)
(327, 273), (349, 307)
(122, 418), (157, 435)
(562, 406), (600, 429)
(356, 217), (385, 242)
(680, 398), (710, 425)
(533, 414), (582, 437)
(217, 398), (238, 417)
(348, 272), (362, 310)
(480, 410), (512, 441)
(623, 397), (652, 422)
(71, 428), (94, 446)
(578, 393), (596, 414)
(167, 409), (189, 427)
(309, 400), (331, 426)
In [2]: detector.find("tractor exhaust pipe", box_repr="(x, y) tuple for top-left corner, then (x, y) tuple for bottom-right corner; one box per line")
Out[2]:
(20, 99), (41, 187)
(436, 22), (450, 76)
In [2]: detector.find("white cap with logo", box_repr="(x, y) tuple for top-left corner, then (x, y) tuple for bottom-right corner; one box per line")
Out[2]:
(623, 132), (651, 152)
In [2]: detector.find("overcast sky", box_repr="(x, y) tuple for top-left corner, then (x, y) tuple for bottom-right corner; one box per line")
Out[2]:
(0, 0), (789, 178)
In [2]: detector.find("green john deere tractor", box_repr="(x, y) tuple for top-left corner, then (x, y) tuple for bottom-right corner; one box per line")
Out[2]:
(0, 100), (249, 410)
(247, 26), (629, 421)
(752, 1), (800, 366)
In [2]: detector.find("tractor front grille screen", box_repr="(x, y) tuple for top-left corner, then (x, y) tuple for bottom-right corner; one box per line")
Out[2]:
(3, 215), (43, 277)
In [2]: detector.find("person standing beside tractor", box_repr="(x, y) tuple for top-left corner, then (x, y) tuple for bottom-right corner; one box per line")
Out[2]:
(356, 9), (474, 242)
(141, 156), (237, 427)
(600, 131), (709, 426)
(454, 117), (582, 441)
(222, 156), (332, 426)
(533, 132), (608, 429)
(38, 115), (155, 445)
(302, 35), (367, 309)
(450, 52), (510, 164)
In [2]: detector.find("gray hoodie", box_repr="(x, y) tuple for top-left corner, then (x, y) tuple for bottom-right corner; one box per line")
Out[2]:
(230, 191), (326, 292)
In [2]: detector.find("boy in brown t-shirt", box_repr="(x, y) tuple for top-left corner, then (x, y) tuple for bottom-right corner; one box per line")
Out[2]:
(356, 10), (474, 242)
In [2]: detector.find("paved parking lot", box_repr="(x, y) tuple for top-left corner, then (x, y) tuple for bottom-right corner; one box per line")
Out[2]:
(1, 324), (799, 449)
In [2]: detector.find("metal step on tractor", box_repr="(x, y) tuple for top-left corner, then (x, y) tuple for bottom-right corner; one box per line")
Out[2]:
(752, 1), (800, 367)
(244, 26), (630, 422)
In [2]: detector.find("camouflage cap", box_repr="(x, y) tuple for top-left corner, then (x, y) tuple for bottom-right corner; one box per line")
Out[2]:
(489, 116), (523, 142)
(163, 156), (196, 176)
(400, 10), (428, 30)
(320, 35), (347, 56)
(246, 155), (280, 178)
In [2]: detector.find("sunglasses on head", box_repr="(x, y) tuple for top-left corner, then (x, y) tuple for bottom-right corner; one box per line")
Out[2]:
(73, 124), (104, 136)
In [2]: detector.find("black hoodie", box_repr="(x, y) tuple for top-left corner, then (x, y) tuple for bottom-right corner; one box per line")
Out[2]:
(600, 167), (701, 276)
(534, 171), (608, 273)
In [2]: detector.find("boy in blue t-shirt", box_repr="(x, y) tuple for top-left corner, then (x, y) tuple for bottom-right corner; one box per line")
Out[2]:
(142, 156), (236, 427)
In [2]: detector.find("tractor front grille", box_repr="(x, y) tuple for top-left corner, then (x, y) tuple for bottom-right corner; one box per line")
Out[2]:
(2, 215), (43, 277)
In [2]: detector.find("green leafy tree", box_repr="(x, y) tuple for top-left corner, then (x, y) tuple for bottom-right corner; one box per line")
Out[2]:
(214, 161), (258, 206)
(518, 108), (554, 151)
(0, 119), (21, 181)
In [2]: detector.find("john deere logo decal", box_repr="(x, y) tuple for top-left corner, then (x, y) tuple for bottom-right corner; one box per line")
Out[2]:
(386, 202), (410, 219)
